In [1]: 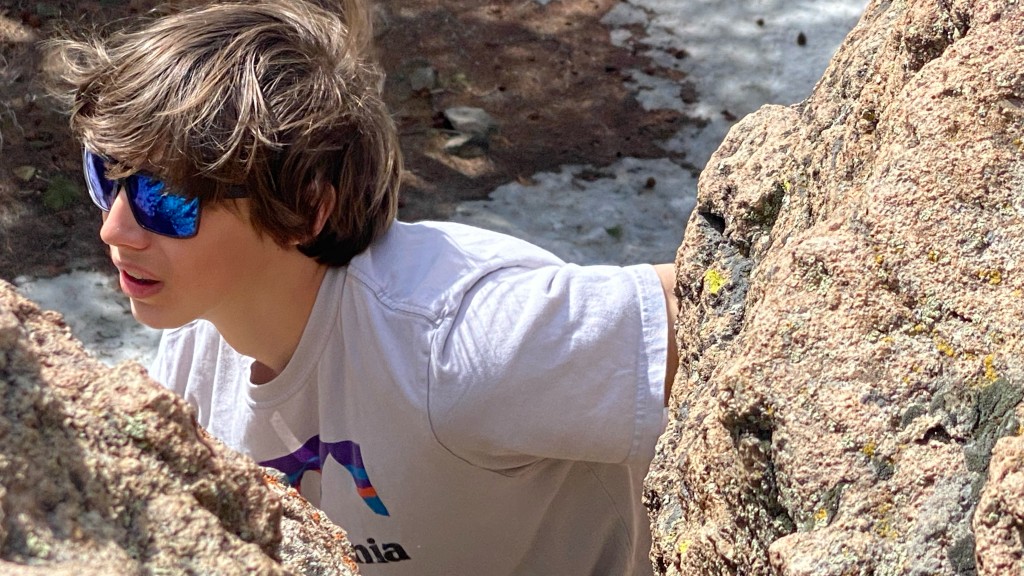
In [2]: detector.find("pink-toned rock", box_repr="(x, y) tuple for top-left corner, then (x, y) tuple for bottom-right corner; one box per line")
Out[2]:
(0, 281), (358, 575)
(974, 435), (1024, 575)
(646, 0), (1024, 574)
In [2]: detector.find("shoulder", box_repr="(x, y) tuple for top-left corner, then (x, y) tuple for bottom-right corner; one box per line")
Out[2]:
(428, 260), (667, 466)
(150, 319), (238, 388)
(345, 220), (566, 319)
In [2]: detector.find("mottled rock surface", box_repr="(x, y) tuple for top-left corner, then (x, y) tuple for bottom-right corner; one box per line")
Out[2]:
(646, 0), (1024, 574)
(0, 281), (358, 575)
(974, 435), (1024, 574)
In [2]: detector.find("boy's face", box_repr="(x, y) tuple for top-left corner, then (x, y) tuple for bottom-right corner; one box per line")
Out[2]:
(99, 189), (287, 329)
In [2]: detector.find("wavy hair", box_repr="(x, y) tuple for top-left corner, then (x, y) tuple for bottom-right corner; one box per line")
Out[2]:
(50, 0), (401, 265)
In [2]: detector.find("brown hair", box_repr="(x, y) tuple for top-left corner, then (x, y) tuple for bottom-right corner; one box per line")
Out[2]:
(50, 0), (401, 265)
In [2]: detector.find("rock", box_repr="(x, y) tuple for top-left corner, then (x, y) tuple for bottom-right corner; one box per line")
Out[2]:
(442, 132), (489, 158)
(442, 106), (497, 137)
(408, 65), (437, 92)
(12, 166), (36, 182)
(975, 435), (1024, 574)
(441, 107), (497, 159)
(0, 281), (359, 575)
(646, 0), (1024, 574)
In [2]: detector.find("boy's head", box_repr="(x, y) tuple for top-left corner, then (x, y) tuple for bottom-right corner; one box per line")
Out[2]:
(54, 0), (401, 266)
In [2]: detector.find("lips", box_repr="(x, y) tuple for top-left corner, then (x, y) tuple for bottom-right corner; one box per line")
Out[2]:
(124, 270), (157, 284)
(115, 262), (163, 299)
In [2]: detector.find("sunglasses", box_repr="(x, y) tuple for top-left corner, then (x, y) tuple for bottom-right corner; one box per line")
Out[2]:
(82, 149), (246, 239)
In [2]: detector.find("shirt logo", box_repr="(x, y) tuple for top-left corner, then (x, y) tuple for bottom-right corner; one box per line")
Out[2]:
(351, 538), (412, 564)
(260, 435), (390, 516)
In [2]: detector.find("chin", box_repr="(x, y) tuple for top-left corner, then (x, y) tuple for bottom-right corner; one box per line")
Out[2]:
(129, 301), (193, 330)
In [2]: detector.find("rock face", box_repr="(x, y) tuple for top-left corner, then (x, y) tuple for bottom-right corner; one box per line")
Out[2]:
(646, 0), (1024, 574)
(0, 281), (358, 575)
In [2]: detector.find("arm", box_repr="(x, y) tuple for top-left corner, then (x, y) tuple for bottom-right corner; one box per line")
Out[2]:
(653, 263), (680, 406)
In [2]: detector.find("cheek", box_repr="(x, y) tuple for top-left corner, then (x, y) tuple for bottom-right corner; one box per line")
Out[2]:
(175, 211), (279, 282)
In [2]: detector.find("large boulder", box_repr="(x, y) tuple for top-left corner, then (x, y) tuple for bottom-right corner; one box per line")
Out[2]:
(646, 0), (1024, 574)
(0, 281), (358, 575)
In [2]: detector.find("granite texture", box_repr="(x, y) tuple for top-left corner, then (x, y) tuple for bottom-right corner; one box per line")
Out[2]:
(0, 281), (358, 575)
(646, 0), (1024, 573)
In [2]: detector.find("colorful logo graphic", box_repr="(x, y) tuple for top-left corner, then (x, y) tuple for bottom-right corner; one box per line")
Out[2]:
(260, 436), (390, 516)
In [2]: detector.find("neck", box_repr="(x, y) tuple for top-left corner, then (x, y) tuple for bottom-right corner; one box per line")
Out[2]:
(208, 251), (329, 382)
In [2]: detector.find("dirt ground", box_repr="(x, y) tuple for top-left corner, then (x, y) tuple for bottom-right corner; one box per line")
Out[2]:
(0, 0), (691, 280)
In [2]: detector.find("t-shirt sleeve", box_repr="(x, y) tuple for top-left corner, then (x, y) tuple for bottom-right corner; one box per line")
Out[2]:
(148, 319), (249, 434)
(428, 262), (667, 471)
(150, 324), (196, 398)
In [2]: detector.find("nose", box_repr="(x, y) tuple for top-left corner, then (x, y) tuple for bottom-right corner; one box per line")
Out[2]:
(99, 187), (149, 249)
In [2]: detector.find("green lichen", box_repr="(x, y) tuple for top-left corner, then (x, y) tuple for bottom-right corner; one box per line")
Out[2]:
(122, 415), (148, 443)
(42, 176), (79, 212)
(750, 183), (786, 229)
(24, 532), (51, 559)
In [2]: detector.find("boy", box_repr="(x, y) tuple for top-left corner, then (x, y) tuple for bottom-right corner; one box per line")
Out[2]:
(55, 0), (680, 573)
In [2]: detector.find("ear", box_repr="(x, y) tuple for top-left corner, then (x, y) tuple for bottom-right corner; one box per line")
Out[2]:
(291, 181), (337, 248)
(311, 182), (337, 239)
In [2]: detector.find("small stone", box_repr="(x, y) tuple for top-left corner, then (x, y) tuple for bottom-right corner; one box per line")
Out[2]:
(443, 133), (489, 159)
(443, 107), (498, 138)
(408, 66), (437, 92)
(679, 83), (699, 104)
(13, 166), (36, 182)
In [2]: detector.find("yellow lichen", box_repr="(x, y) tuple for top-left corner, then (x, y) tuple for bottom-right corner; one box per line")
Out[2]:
(677, 540), (691, 556)
(873, 503), (899, 538)
(861, 442), (877, 457)
(874, 519), (899, 539)
(934, 337), (956, 358)
(704, 268), (727, 295)
(874, 254), (885, 265)
(927, 250), (939, 262)
(977, 268), (1003, 285)
(984, 354), (999, 383)
(814, 508), (829, 526)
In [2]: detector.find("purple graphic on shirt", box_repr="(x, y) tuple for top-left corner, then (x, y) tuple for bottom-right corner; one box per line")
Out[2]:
(260, 435), (390, 516)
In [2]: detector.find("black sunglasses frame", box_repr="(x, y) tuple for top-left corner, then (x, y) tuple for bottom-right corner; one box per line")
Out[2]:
(83, 149), (247, 239)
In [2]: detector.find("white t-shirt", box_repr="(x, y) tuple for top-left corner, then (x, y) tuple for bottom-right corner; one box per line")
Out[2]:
(151, 220), (668, 575)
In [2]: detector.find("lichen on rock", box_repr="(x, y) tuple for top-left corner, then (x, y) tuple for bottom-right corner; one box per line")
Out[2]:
(0, 281), (358, 575)
(646, 0), (1024, 574)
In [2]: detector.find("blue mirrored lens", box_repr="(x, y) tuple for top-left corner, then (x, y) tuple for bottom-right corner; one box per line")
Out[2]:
(81, 148), (202, 238)
(82, 149), (117, 210)
(127, 174), (200, 238)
